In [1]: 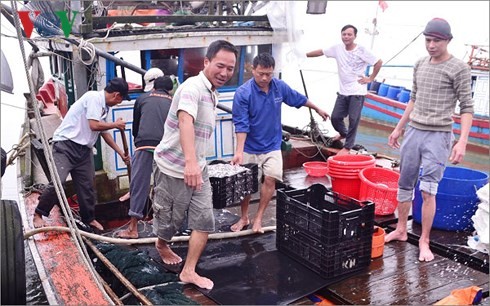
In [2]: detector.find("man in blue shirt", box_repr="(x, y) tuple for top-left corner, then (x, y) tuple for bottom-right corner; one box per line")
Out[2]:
(231, 53), (329, 233)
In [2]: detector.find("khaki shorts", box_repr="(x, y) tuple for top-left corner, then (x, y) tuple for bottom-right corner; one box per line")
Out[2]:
(152, 167), (215, 241)
(243, 150), (283, 182)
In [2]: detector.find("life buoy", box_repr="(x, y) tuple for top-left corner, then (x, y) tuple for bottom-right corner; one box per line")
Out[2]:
(0, 199), (26, 305)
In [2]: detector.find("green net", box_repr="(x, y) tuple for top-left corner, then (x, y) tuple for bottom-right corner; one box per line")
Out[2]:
(96, 243), (198, 305)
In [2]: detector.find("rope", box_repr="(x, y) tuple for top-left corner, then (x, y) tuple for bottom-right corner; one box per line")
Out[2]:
(119, 282), (185, 302)
(6, 131), (35, 166)
(10, 2), (112, 302)
(24, 225), (277, 244)
(384, 31), (423, 65)
(78, 38), (97, 65)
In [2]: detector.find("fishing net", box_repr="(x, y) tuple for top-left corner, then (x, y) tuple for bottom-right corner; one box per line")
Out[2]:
(95, 243), (197, 305)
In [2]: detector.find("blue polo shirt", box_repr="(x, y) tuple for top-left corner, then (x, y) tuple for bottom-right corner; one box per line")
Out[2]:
(233, 78), (307, 154)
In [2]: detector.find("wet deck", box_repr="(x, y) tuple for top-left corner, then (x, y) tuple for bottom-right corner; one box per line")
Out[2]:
(125, 165), (489, 305)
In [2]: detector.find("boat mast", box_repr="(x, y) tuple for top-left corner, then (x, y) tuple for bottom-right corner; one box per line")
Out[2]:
(368, 3), (380, 51)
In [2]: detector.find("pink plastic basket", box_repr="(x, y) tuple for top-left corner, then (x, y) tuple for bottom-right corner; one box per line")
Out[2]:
(303, 161), (329, 177)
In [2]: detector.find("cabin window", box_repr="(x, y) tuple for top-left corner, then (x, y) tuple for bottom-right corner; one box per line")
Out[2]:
(242, 44), (272, 83)
(113, 50), (143, 92)
(183, 48), (206, 81)
(149, 49), (179, 76)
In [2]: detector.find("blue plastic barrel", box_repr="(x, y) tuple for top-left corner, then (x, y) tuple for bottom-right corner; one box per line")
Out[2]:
(387, 86), (402, 100)
(398, 89), (411, 103)
(377, 83), (389, 96)
(412, 166), (489, 231)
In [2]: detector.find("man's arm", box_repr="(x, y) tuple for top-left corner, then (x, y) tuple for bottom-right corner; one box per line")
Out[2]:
(178, 110), (202, 190)
(232, 132), (247, 165)
(89, 118), (126, 132)
(306, 49), (324, 57)
(359, 59), (383, 85)
(388, 99), (415, 149)
(100, 132), (129, 163)
(369, 59), (383, 82)
(303, 100), (330, 121)
(450, 112), (473, 164)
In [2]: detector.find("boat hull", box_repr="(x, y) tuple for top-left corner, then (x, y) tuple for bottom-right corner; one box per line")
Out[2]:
(362, 92), (490, 153)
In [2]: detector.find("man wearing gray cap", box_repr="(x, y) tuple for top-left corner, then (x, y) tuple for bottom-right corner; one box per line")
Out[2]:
(385, 18), (474, 262)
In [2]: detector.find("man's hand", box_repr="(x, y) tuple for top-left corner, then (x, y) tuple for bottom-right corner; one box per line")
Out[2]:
(388, 128), (402, 149)
(358, 75), (372, 85)
(231, 152), (243, 166)
(114, 117), (126, 130)
(449, 140), (466, 164)
(121, 153), (130, 165)
(315, 108), (330, 121)
(184, 161), (203, 190)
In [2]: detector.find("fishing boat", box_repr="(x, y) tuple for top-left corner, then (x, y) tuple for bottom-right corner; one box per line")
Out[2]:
(1, 1), (488, 305)
(362, 45), (490, 154)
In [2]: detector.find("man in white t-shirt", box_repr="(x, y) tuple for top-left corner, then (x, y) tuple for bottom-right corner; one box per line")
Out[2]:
(307, 24), (383, 155)
(33, 77), (131, 230)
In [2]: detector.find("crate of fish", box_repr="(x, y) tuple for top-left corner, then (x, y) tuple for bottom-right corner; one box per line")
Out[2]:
(276, 184), (375, 279)
(208, 161), (258, 209)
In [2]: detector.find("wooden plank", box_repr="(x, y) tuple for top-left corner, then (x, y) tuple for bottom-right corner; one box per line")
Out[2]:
(23, 193), (112, 305)
(321, 241), (489, 305)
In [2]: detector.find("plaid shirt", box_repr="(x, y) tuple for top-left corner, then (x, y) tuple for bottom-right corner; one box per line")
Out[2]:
(409, 56), (474, 132)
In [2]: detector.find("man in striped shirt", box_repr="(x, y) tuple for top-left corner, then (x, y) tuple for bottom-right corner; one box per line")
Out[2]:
(385, 18), (474, 262)
(152, 40), (238, 290)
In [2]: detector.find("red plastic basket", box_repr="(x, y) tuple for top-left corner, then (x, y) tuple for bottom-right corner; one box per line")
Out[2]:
(358, 167), (400, 215)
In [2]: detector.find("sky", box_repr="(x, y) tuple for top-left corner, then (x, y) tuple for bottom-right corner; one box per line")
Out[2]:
(1, 0), (489, 198)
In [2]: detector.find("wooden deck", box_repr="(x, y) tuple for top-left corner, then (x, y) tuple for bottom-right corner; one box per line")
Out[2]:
(22, 135), (488, 305)
(136, 165), (489, 305)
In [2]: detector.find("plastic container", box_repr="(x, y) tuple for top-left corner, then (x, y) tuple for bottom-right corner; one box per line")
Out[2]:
(209, 161), (258, 209)
(398, 89), (411, 103)
(359, 167), (400, 215)
(327, 155), (376, 199)
(328, 154), (376, 167)
(377, 83), (389, 96)
(303, 161), (329, 177)
(371, 226), (385, 258)
(386, 86), (402, 100)
(276, 184), (374, 279)
(412, 166), (488, 231)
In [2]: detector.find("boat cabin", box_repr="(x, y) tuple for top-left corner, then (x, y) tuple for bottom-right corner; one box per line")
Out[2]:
(28, 1), (287, 200)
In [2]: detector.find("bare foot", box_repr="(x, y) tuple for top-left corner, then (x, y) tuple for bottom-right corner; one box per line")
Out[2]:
(180, 271), (214, 290)
(336, 148), (351, 156)
(33, 213), (45, 228)
(89, 220), (104, 231)
(156, 240), (182, 265)
(385, 230), (408, 243)
(116, 228), (138, 239)
(418, 240), (434, 262)
(230, 218), (250, 232)
(119, 192), (130, 202)
(252, 219), (264, 234)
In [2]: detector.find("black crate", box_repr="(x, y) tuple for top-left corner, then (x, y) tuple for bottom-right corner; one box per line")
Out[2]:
(276, 184), (375, 279)
(209, 161), (258, 209)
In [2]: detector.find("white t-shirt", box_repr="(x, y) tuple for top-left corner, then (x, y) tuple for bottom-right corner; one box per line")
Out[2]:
(53, 91), (108, 147)
(323, 44), (379, 95)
